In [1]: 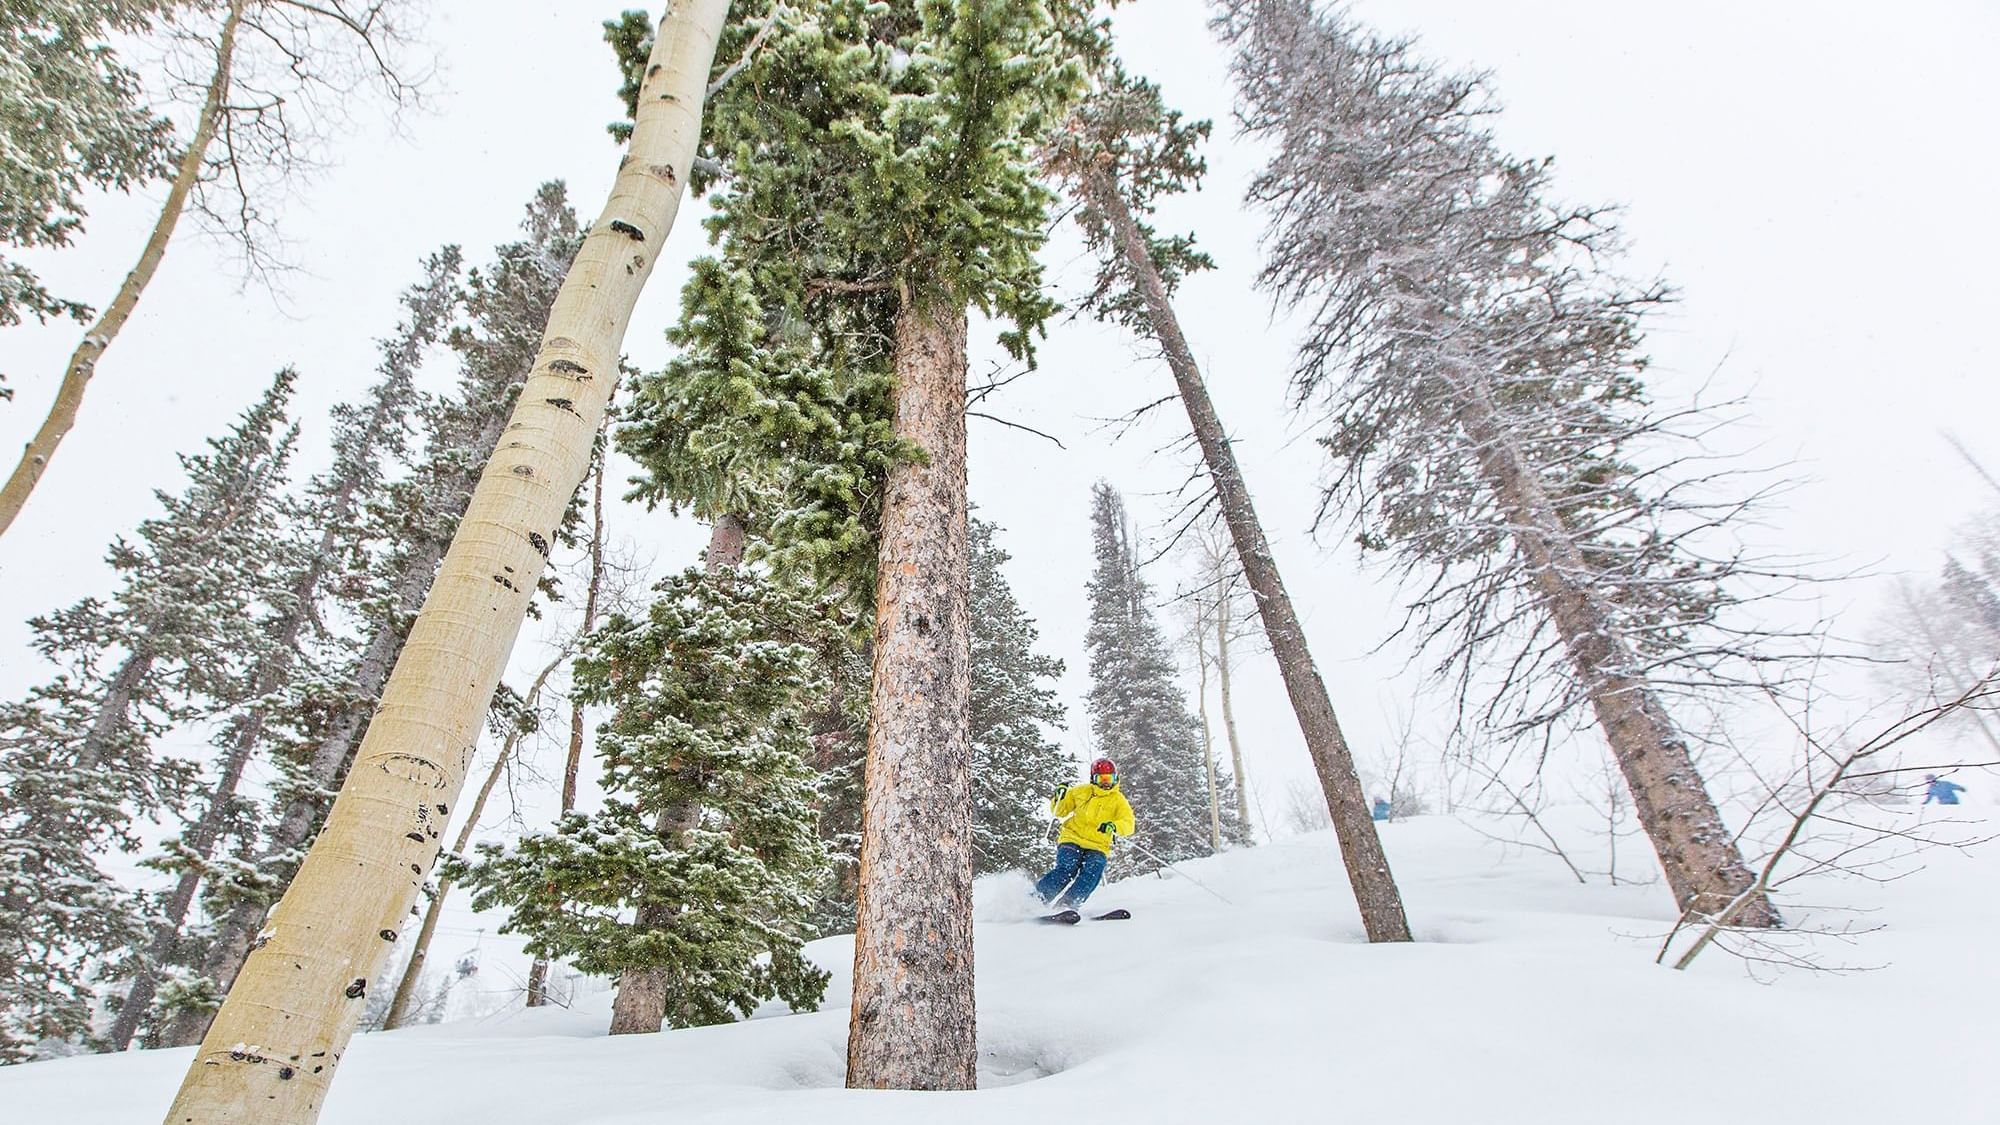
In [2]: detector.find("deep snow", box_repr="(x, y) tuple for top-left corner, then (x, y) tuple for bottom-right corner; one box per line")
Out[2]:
(6, 813), (1994, 1124)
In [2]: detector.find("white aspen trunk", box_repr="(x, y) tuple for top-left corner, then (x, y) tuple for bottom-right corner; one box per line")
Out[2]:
(606, 512), (744, 1036)
(1215, 594), (1252, 833)
(845, 296), (977, 1090)
(159, 6), (729, 1119)
(1448, 375), (1779, 929)
(1088, 168), (1412, 940)
(114, 358), (428, 1051)
(0, 0), (246, 539)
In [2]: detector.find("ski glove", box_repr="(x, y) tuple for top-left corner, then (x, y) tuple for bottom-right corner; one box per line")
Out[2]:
(1098, 822), (1117, 836)
(1051, 784), (1069, 803)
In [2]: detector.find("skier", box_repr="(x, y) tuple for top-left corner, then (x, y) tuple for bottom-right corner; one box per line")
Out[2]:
(1035, 757), (1136, 909)
(1924, 774), (1967, 806)
(1371, 797), (1391, 822)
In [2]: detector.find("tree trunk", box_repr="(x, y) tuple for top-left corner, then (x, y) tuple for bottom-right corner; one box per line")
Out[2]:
(1194, 604), (1222, 853)
(1088, 169), (1411, 941)
(845, 297), (977, 1090)
(160, 7), (729, 1119)
(165, 388), (527, 1050)
(113, 324), (439, 1049)
(1215, 594), (1252, 833)
(1450, 377), (1779, 929)
(528, 450), (610, 1008)
(0, 0), (246, 540)
(107, 719), (253, 1051)
(606, 512), (745, 1035)
(384, 649), (565, 1030)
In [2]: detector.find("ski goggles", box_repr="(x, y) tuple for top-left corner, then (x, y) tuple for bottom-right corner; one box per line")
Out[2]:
(1092, 769), (1117, 786)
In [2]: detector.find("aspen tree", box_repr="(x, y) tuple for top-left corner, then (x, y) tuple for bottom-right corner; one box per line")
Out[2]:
(159, 4), (730, 1119)
(2, 0), (425, 539)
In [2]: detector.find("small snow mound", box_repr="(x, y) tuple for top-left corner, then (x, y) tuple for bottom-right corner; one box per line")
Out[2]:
(972, 870), (1045, 921)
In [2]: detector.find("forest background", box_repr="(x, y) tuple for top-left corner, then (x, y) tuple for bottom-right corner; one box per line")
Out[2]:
(4, 0), (1997, 876)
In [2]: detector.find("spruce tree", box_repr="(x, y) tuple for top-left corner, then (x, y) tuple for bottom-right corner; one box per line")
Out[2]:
(968, 514), (1071, 874)
(461, 557), (837, 1032)
(0, 0), (175, 336)
(167, 187), (585, 1047)
(1082, 481), (1215, 867)
(1045, 66), (1405, 933)
(0, 369), (302, 1061)
(106, 250), (460, 1050)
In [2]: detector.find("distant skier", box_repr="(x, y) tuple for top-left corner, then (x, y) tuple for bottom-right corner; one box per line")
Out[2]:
(1035, 757), (1136, 909)
(1924, 774), (1967, 806)
(1371, 797), (1391, 822)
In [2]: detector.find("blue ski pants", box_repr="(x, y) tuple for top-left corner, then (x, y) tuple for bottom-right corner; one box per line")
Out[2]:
(1034, 842), (1108, 907)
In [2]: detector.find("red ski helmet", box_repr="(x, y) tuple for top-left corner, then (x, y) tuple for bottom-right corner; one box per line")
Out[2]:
(1090, 758), (1117, 787)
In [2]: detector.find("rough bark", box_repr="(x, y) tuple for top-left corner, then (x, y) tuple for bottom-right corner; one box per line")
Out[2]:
(607, 511), (745, 1035)
(845, 297), (976, 1090)
(159, 7), (728, 1119)
(1450, 377), (1779, 929)
(1215, 598), (1252, 832)
(0, 0), (246, 540)
(1089, 168), (1412, 941)
(384, 650), (565, 1030)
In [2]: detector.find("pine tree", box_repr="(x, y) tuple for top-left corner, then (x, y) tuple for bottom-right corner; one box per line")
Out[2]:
(165, 186), (585, 1049)
(105, 250), (460, 1051)
(1083, 481), (1215, 867)
(1214, 0), (1778, 928)
(163, 8), (729, 1115)
(968, 514), (1071, 874)
(1045, 66), (1406, 935)
(0, 0), (175, 336)
(462, 552), (836, 1034)
(0, 369), (302, 1061)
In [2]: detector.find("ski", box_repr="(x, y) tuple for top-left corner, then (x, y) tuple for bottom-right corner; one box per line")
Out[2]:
(1039, 910), (1082, 925)
(1092, 908), (1131, 921)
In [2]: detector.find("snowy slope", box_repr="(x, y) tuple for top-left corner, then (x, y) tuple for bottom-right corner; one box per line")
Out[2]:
(6, 815), (1995, 1124)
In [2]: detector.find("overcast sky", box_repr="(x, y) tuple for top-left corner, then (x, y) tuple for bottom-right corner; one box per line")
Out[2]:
(4, 0), (1998, 845)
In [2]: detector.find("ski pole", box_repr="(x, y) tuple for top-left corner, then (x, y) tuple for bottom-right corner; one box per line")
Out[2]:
(1123, 835), (1234, 906)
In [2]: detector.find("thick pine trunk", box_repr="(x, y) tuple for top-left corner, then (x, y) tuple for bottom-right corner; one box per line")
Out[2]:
(1089, 170), (1411, 941)
(607, 512), (745, 1036)
(845, 297), (976, 1090)
(1215, 601), (1252, 832)
(1450, 378), (1779, 929)
(160, 7), (728, 1119)
(0, 0), (245, 539)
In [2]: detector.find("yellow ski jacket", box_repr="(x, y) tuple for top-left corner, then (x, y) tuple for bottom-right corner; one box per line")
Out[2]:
(1052, 783), (1136, 855)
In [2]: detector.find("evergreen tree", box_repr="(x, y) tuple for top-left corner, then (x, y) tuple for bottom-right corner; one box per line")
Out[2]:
(106, 250), (460, 1050)
(167, 186), (584, 1047)
(0, 369), (302, 1061)
(0, 0), (175, 336)
(968, 514), (1070, 874)
(460, 563), (836, 1031)
(1215, 0), (1780, 927)
(1083, 481), (1215, 867)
